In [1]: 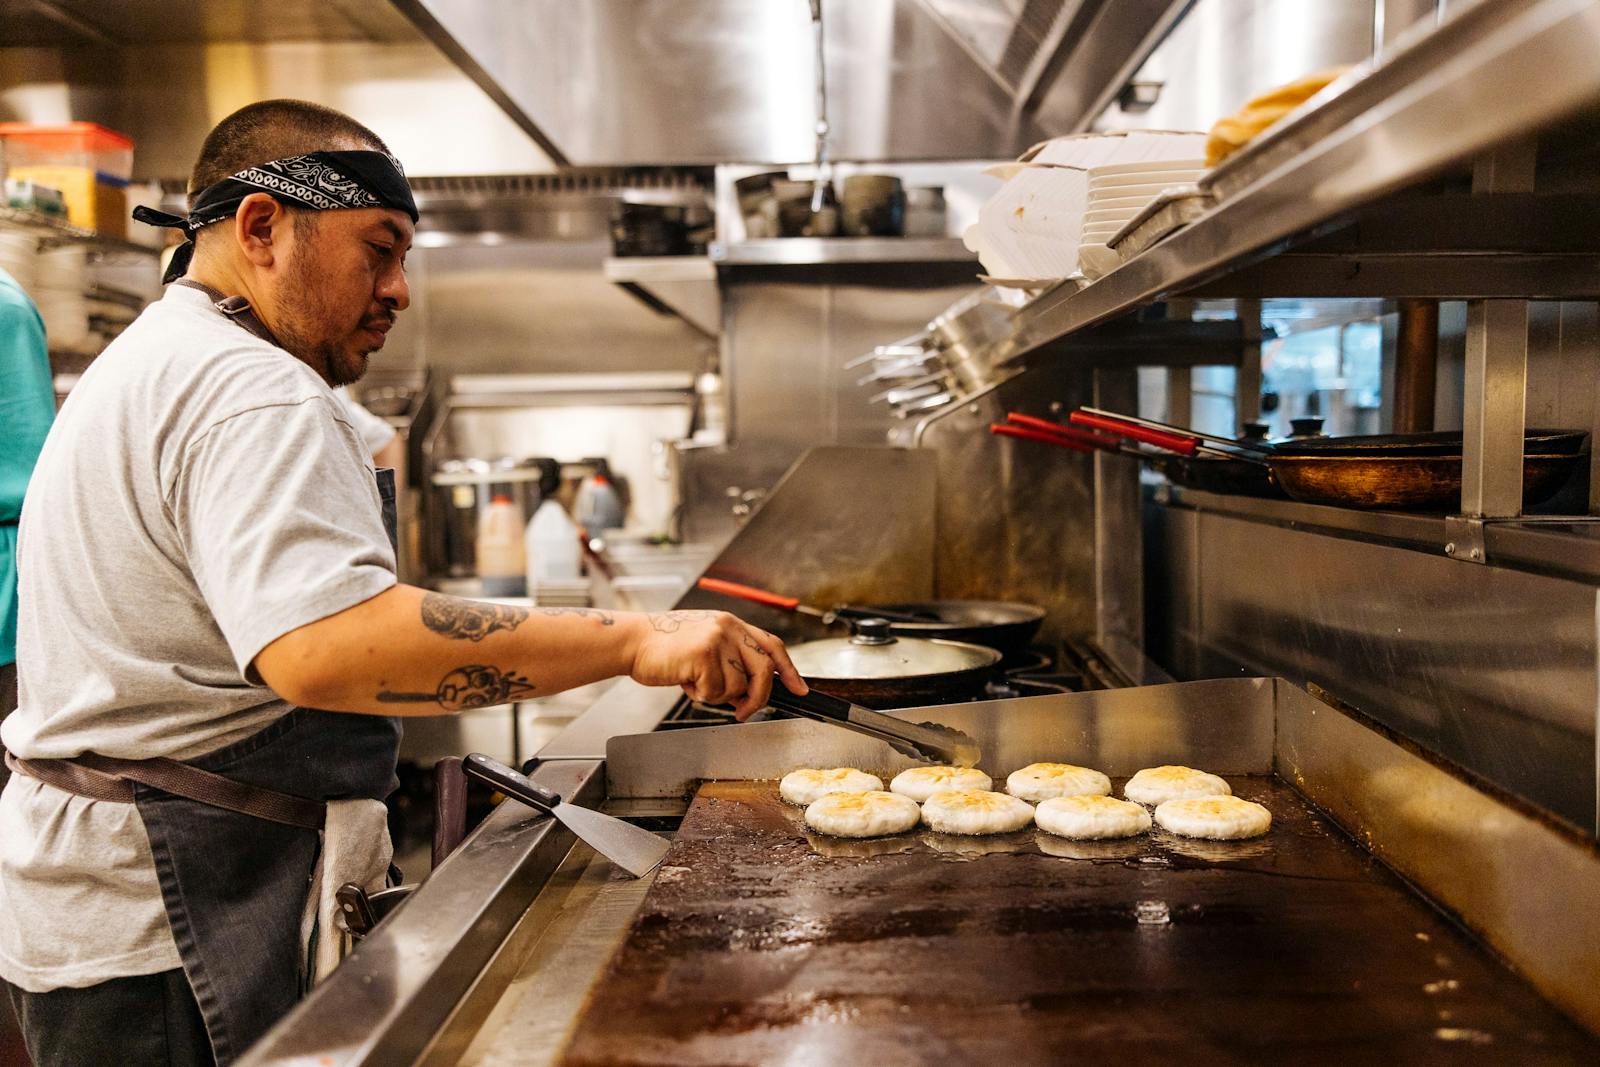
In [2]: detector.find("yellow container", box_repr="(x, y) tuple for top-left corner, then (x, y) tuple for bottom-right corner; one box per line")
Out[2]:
(10, 164), (127, 238)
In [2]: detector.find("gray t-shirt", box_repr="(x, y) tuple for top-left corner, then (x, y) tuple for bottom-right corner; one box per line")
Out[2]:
(0, 284), (396, 991)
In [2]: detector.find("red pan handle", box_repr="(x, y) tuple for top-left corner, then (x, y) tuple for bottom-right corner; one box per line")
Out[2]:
(990, 423), (1096, 453)
(696, 577), (801, 612)
(1004, 413), (1124, 449)
(1069, 410), (1199, 456)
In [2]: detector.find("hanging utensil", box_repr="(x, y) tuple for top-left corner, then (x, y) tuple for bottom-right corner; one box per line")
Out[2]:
(765, 679), (982, 768)
(462, 753), (669, 878)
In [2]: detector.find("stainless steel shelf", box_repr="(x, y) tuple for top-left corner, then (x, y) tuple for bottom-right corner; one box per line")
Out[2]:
(0, 206), (160, 257)
(601, 255), (715, 283)
(982, 0), (1600, 368)
(1165, 486), (1600, 585)
(710, 236), (976, 267)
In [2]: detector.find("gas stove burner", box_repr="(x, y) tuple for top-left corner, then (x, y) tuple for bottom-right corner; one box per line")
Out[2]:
(999, 648), (1054, 674)
(983, 675), (1079, 700)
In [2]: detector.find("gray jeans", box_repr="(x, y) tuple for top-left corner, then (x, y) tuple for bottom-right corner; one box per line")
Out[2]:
(7, 968), (213, 1067)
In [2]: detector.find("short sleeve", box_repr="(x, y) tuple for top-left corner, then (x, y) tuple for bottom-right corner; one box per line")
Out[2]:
(336, 387), (398, 456)
(170, 395), (396, 678)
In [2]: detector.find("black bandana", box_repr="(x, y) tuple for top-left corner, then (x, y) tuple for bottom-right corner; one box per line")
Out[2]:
(133, 150), (419, 284)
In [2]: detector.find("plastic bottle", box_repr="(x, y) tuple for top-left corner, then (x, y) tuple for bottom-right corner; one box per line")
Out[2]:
(575, 474), (625, 531)
(525, 499), (582, 588)
(475, 494), (526, 597)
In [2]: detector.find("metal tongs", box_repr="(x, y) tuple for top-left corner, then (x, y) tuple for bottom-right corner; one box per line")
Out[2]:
(766, 680), (982, 768)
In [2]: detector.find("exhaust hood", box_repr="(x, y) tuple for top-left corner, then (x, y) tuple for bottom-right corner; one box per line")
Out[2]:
(388, 0), (1193, 166)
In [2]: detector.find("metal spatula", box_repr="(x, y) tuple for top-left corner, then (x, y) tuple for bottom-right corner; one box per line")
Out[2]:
(462, 753), (669, 878)
(765, 682), (982, 768)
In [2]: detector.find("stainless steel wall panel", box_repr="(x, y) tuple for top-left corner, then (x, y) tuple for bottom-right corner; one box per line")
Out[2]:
(720, 273), (976, 490)
(607, 677), (1279, 798)
(678, 446), (938, 640)
(918, 359), (1101, 647)
(1275, 679), (1600, 1034)
(1153, 503), (1599, 830)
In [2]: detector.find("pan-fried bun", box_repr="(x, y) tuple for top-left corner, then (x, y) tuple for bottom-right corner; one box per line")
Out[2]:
(1124, 765), (1231, 806)
(1005, 762), (1111, 802)
(921, 789), (1035, 835)
(1154, 795), (1271, 840)
(889, 765), (993, 803)
(779, 768), (882, 806)
(804, 790), (921, 838)
(1035, 795), (1152, 840)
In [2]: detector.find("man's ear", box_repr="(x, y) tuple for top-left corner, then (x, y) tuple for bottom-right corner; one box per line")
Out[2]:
(233, 193), (285, 268)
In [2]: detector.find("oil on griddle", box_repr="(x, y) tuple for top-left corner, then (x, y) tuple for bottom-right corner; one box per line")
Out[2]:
(557, 778), (1598, 1066)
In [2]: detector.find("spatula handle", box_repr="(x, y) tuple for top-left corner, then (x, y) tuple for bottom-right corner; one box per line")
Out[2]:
(463, 752), (562, 812)
(765, 681), (852, 722)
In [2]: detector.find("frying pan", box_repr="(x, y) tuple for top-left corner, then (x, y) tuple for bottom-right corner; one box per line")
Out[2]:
(1070, 409), (1587, 510)
(696, 577), (1045, 658)
(784, 619), (1003, 709)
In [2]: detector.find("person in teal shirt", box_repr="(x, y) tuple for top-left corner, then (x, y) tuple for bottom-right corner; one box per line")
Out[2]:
(0, 264), (54, 724)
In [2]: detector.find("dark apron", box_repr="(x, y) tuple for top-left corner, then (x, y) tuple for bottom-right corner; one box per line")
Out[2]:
(138, 283), (404, 1063)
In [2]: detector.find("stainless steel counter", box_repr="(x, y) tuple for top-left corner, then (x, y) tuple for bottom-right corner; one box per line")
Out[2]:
(241, 678), (1600, 1063)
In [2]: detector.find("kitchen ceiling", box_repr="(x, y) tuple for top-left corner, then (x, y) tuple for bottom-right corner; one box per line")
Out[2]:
(0, 0), (422, 46)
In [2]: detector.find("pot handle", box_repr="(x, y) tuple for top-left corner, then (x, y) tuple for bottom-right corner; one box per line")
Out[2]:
(696, 577), (801, 612)
(765, 680), (852, 721)
(1069, 410), (1199, 456)
(990, 423), (1095, 452)
(1005, 413), (1125, 449)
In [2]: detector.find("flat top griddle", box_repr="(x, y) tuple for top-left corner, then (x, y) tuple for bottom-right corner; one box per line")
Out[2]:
(558, 778), (1598, 1066)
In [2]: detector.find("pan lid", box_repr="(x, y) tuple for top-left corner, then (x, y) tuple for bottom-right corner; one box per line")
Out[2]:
(788, 619), (1001, 680)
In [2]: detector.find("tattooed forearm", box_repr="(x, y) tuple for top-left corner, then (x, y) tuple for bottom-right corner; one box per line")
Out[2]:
(378, 665), (536, 711)
(537, 607), (616, 626)
(421, 593), (528, 642)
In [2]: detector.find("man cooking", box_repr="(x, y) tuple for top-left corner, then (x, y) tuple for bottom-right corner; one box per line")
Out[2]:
(0, 99), (803, 1067)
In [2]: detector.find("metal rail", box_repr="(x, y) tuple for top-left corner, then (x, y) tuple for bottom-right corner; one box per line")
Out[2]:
(983, 0), (1600, 368)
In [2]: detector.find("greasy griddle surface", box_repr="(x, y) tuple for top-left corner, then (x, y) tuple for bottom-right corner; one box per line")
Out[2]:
(559, 778), (1597, 1066)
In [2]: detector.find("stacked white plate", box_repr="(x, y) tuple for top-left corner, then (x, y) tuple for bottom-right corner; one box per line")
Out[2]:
(1078, 158), (1207, 280)
(0, 230), (39, 296)
(35, 245), (91, 351)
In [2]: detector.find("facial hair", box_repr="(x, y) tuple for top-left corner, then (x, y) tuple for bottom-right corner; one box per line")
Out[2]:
(272, 238), (370, 387)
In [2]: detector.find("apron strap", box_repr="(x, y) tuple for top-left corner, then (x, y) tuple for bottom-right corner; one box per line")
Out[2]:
(5, 750), (326, 829)
(5, 751), (133, 802)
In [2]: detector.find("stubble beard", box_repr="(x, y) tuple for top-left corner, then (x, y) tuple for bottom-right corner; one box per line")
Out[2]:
(274, 240), (370, 388)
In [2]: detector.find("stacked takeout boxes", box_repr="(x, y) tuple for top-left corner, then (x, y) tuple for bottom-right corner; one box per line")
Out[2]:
(964, 131), (1207, 290)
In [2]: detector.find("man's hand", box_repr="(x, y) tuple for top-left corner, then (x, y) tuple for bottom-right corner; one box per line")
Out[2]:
(627, 610), (807, 720)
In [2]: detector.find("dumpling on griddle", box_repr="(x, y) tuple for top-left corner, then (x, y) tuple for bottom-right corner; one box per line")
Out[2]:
(889, 765), (992, 803)
(1035, 795), (1151, 840)
(1154, 796), (1271, 840)
(920, 789), (1035, 835)
(1124, 765), (1231, 806)
(779, 767), (882, 806)
(1005, 762), (1111, 802)
(804, 790), (920, 838)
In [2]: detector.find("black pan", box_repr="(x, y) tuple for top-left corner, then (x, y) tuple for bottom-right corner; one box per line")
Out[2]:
(834, 599), (1046, 658)
(1272, 428), (1588, 457)
(696, 579), (1046, 659)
